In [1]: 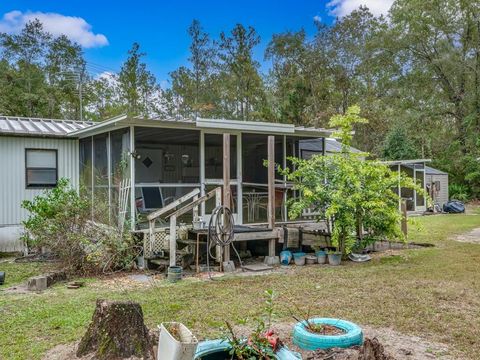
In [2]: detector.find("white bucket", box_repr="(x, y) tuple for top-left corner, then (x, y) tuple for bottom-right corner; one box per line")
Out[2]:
(158, 322), (198, 360)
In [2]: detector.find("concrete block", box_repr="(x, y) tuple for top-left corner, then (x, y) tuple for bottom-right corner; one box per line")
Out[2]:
(27, 276), (48, 291)
(264, 256), (280, 266)
(222, 260), (235, 273)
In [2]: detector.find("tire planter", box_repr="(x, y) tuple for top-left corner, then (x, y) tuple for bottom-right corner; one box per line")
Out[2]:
(194, 339), (301, 360)
(292, 318), (363, 350)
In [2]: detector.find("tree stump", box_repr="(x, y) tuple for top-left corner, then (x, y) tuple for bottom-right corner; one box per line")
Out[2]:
(77, 299), (154, 359)
(360, 337), (395, 360)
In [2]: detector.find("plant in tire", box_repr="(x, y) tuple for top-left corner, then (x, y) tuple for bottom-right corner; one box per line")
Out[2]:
(280, 106), (426, 255)
(224, 289), (280, 359)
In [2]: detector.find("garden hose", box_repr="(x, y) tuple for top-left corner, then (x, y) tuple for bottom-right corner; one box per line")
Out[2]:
(206, 206), (243, 279)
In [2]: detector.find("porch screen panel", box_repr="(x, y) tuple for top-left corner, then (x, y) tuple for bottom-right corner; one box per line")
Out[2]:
(400, 165), (415, 211)
(241, 134), (285, 223)
(204, 133), (237, 179)
(93, 134), (109, 222)
(415, 166), (425, 208)
(79, 137), (92, 197)
(133, 127), (201, 226)
(110, 128), (130, 222)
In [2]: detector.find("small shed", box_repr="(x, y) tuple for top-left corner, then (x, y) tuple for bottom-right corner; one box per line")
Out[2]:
(425, 166), (449, 208)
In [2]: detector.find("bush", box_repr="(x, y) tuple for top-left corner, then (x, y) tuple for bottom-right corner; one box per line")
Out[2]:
(21, 178), (139, 275)
(449, 183), (469, 202)
(282, 106), (425, 254)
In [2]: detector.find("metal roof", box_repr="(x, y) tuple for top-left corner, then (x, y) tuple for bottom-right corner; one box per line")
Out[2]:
(68, 114), (334, 138)
(0, 116), (93, 137)
(381, 159), (431, 166)
(425, 165), (448, 175)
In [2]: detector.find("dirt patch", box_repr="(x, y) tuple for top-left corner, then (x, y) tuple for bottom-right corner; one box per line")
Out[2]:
(44, 322), (455, 360)
(455, 228), (480, 244)
(232, 322), (454, 360)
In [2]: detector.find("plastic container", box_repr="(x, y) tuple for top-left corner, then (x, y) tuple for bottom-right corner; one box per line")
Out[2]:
(280, 250), (292, 265)
(168, 266), (183, 282)
(328, 253), (342, 266)
(292, 252), (306, 266)
(158, 322), (198, 360)
(316, 250), (327, 264)
(305, 255), (317, 265)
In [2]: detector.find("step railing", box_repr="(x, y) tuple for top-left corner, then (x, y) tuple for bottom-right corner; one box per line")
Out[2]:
(147, 187), (222, 267)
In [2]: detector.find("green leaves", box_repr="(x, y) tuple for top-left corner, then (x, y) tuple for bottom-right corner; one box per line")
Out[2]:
(284, 107), (422, 253)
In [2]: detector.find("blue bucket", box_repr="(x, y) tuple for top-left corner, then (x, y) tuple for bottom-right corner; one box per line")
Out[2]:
(280, 250), (292, 265)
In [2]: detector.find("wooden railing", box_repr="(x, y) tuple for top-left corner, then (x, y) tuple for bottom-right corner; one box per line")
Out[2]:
(147, 186), (222, 267)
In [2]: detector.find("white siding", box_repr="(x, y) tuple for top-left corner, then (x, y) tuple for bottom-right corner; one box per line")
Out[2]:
(0, 136), (79, 227)
(426, 174), (449, 207)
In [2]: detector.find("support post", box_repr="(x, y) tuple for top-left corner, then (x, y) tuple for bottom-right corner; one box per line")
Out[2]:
(169, 214), (177, 267)
(267, 136), (276, 258)
(223, 133), (231, 262)
(401, 200), (408, 239)
(129, 126), (136, 231)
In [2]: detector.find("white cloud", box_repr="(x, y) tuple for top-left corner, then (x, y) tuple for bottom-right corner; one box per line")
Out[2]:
(313, 15), (322, 23)
(327, 0), (394, 17)
(0, 10), (108, 48)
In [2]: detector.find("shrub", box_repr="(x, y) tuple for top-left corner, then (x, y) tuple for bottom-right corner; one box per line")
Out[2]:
(21, 178), (139, 274)
(449, 183), (469, 202)
(282, 106), (425, 254)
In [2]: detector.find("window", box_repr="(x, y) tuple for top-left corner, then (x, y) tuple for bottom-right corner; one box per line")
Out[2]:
(25, 149), (58, 188)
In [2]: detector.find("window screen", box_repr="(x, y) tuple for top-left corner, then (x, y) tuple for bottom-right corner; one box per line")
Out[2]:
(26, 149), (57, 188)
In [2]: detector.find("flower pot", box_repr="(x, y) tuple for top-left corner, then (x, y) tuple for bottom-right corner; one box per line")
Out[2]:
(305, 255), (317, 265)
(158, 322), (198, 360)
(328, 253), (342, 266)
(293, 252), (306, 266)
(168, 266), (183, 283)
(280, 250), (292, 265)
(0, 271), (5, 285)
(316, 251), (327, 264)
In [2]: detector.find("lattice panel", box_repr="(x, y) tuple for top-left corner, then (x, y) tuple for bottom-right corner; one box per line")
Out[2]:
(143, 225), (191, 260)
(144, 229), (170, 259)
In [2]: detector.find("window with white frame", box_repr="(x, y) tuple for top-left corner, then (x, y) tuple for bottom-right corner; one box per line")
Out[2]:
(25, 149), (58, 188)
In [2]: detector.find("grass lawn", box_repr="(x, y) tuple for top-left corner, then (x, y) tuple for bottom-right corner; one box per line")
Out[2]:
(1, 209), (479, 359)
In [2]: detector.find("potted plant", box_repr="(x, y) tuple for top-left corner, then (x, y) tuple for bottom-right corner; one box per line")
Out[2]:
(196, 290), (300, 359)
(326, 249), (342, 266)
(315, 250), (327, 264)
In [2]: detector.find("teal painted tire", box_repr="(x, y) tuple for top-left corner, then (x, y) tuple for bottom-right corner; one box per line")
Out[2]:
(194, 339), (301, 359)
(292, 318), (363, 350)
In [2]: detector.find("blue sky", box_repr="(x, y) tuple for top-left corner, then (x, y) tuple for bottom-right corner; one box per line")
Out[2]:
(0, 1), (393, 85)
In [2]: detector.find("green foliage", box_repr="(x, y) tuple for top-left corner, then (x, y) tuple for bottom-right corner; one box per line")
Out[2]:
(382, 125), (419, 160)
(282, 106), (424, 253)
(21, 178), (138, 274)
(224, 289), (277, 360)
(449, 183), (470, 202)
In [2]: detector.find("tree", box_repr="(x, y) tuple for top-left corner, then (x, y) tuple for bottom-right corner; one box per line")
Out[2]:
(0, 19), (86, 119)
(382, 125), (419, 160)
(118, 43), (160, 117)
(283, 106), (423, 255)
(218, 24), (265, 120)
(389, 0), (480, 196)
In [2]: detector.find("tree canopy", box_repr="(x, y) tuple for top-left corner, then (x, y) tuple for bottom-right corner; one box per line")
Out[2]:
(1, 2), (479, 196)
